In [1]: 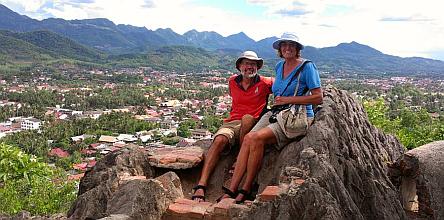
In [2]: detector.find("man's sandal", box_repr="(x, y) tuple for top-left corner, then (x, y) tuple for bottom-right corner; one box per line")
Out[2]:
(235, 189), (254, 204)
(216, 186), (237, 202)
(191, 185), (207, 201)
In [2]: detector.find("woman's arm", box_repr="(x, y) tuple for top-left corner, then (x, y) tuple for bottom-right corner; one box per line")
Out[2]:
(274, 87), (323, 105)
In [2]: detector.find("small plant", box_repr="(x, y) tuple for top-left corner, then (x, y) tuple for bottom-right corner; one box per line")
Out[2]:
(0, 143), (77, 216)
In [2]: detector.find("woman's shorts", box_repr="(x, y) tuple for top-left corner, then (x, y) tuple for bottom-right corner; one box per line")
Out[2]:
(252, 111), (313, 150)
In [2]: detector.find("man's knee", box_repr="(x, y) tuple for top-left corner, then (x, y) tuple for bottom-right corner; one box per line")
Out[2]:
(211, 135), (229, 150)
(241, 114), (256, 128)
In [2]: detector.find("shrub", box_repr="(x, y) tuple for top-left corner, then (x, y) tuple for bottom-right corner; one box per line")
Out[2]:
(0, 143), (77, 215)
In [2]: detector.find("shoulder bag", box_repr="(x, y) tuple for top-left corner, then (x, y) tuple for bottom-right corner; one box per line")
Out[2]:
(276, 61), (311, 139)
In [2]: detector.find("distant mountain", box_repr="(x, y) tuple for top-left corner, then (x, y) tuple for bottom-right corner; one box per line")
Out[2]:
(0, 30), (103, 63)
(0, 4), (443, 74)
(304, 42), (444, 74)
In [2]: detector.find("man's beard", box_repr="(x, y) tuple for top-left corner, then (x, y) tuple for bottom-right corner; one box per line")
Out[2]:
(241, 70), (257, 78)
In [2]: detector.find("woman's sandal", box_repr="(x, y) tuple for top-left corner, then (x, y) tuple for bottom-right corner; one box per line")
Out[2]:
(191, 185), (207, 201)
(216, 186), (238, 202)
(235, 189), (254, 204)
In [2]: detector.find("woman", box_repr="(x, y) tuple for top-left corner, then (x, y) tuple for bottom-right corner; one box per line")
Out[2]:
(218, 32), (323, 203)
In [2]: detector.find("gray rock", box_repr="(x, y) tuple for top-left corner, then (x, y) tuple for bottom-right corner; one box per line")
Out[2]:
(68, 144), (156, 219)
(240, 87), (406, 220)
(154, 171), (184, 201)
(389, 141), (444, 219)
(106, 179), (169, 220)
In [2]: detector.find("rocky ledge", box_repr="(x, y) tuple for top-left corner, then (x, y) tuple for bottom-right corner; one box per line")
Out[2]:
(66, 87), (444, 220)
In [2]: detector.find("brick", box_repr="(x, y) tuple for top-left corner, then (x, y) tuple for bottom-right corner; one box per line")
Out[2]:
(213, 198), (235, 215)
(174, 198), (212, 207)
(293, 178), (305, 185)
(167, 203), (205, 219)
(259, 186), (281, 202)
(159, 156), (177, 164)
(167, 199), (213, 219)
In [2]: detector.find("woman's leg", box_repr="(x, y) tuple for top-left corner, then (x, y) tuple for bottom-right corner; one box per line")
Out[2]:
(236, 128), (277, 201)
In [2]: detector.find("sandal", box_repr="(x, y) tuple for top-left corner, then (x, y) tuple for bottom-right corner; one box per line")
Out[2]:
(216, 186), (237, 202)
(191, 185), (207, 201)
(235, 189), (254, 204)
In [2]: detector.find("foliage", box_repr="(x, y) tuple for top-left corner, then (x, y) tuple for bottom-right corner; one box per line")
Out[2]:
(364, 98), (444, 149)
(0, 143), (77, 215)
(161, 136), (180, 145)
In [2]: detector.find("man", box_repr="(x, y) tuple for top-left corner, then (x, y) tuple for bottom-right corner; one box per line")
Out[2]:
(192, 51), (273, 201)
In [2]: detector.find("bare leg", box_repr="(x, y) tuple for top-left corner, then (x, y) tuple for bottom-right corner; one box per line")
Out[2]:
(239, 114), (257, 147)
(231, 114), (257, 171)
(193, 135), (228, 201)
(236, 128), (276, 202)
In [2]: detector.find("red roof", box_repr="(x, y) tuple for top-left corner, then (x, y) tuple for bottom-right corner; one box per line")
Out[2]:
(73, 162), (88, 171)
(48, 148), (70, 158)
(81, 149), (97, 155)
(90, 143), (101, 148)
(87, 160), (96, 168)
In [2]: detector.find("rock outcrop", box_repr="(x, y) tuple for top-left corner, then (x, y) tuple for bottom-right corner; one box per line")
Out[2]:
(389, 141), (444, 220)
(67, 145), (183, 220)
(68, 87), (417, 220)
(236, 86), (407, 219)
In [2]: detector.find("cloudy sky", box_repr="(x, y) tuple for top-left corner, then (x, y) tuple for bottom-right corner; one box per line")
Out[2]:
(1, 0), (444, 60)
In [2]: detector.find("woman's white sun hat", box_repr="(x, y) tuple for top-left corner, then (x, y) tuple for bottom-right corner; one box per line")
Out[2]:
(235, 50), (264, 71)
(272, 32), (304, 50)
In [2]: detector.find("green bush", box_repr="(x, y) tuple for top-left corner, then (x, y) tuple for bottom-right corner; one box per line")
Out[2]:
(364, 98), (444, 149)
(0, 143), (77, 215)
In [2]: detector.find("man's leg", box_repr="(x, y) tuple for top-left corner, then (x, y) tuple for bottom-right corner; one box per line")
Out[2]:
(239, 114), (257, 147)
(230, 114), (257, 172)
(193, 134), (229, 201)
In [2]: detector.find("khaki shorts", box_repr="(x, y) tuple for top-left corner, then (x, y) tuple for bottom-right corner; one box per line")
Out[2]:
(252, 111), (313, 150)
(213, 119), (242, 147)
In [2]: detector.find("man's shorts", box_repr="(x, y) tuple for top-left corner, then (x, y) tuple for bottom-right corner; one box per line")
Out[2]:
(213, 119), (242, 147)
(252, 111), (314, 150)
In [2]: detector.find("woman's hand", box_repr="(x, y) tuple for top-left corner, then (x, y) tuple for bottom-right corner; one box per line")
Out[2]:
(274, 96), (289, 105)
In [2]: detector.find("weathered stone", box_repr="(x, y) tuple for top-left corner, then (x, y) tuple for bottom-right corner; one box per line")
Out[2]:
(155, 171), (184, 201)
(67, 87), (421, 220)
(106, 179), (170, 220)
(241, 87), (407, 220)
(147, 146), (204, 169)
(389, 141), (444, 219)
(68, 144), (155, 219)
(67, 184), (112, 219)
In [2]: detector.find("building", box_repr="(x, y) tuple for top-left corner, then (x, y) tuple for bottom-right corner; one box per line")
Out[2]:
(21, 118), (42, 130)
(190, 129), (212, 140)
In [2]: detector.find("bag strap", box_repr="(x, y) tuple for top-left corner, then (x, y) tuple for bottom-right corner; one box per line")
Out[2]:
(279, 60), (311, 96)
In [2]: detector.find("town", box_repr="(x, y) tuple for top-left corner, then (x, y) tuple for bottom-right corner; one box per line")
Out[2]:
(1, 66), (444, 181)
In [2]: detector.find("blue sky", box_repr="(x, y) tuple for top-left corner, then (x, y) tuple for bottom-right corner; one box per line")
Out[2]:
(1, 0), (444, 61)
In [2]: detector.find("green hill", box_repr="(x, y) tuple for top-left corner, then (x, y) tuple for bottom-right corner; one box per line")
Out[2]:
(0, 30), (104, 63)
(0, 31), (53, 63)
(107, 45), (235, 72)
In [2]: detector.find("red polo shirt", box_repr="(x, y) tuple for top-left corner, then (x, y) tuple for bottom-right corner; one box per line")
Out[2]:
(225, 75), (273, 122)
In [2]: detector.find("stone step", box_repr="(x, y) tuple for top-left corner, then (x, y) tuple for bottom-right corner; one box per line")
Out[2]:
(163, 185), (286, 220)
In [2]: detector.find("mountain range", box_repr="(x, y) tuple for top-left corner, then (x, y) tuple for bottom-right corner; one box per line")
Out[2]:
(1, 4), (444, 75)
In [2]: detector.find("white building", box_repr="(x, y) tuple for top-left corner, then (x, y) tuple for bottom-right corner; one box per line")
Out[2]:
(21, 118), (42, 130)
